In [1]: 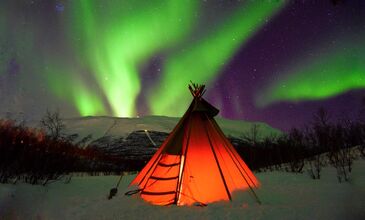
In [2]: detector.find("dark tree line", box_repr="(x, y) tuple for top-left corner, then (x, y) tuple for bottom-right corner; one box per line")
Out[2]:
(0, 118), (143, 185)
(235, 108), (365, 182)
(1, 103), (364, 185)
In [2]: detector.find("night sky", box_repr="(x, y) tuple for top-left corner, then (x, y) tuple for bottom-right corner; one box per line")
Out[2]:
(0, 0), (364, 131)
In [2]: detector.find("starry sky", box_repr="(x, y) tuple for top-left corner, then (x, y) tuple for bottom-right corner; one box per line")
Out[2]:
(0, 0), (364, 131)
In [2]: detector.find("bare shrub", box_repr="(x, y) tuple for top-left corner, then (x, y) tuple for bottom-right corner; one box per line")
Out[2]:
(40, 109), (65, 140)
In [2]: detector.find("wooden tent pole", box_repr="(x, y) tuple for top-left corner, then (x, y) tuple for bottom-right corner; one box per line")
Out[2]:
(203, 114), (232, 201)
(224, 141), (262, 204)
(208, 119), (262, 205)
(174, 115), (193, 205)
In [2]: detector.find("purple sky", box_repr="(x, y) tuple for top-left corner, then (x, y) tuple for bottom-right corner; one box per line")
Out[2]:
(0, 0), (364, 131)
(205, 0), (365, 130)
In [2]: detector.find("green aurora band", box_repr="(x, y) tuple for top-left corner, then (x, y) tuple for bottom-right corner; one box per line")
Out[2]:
(256, 39), (365, 107)
(1, 1), (287, 117)
(149, 0), (286, 116)
(68, 1), (197, 117)
(45, 66), (106, 116)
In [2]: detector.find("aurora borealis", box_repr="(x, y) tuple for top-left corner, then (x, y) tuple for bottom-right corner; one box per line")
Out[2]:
(1, 0), (364, 130)
(256, 37), (365, 107)
(150, 0), (285, 116)
(69, 1), (198, 117)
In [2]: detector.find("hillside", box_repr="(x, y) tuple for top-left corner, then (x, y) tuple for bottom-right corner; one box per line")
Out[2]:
(59, 115), (282, 142)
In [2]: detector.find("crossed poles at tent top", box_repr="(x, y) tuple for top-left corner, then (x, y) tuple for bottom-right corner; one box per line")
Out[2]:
(189, 81), (206, 99)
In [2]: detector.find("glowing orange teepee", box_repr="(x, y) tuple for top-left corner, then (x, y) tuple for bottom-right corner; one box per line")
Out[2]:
(129, 83), (260, 206)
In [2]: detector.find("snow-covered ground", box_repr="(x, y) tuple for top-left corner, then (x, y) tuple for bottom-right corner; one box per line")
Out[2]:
(1, 160), (364, 220)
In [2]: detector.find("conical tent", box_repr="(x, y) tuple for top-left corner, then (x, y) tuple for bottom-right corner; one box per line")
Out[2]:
(129, 83), (260, 206)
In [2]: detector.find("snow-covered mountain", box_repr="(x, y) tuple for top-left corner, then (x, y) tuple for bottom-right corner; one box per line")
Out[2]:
(61, 115), (282, 141)
(27, 115), (281, 160)
(55, 116), (282, 159)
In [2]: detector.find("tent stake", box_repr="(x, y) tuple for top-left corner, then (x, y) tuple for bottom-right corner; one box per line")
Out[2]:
(108, 173), (124, 200)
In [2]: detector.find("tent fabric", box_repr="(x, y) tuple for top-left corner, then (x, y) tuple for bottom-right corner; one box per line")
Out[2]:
(129, 87), (259, 206)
